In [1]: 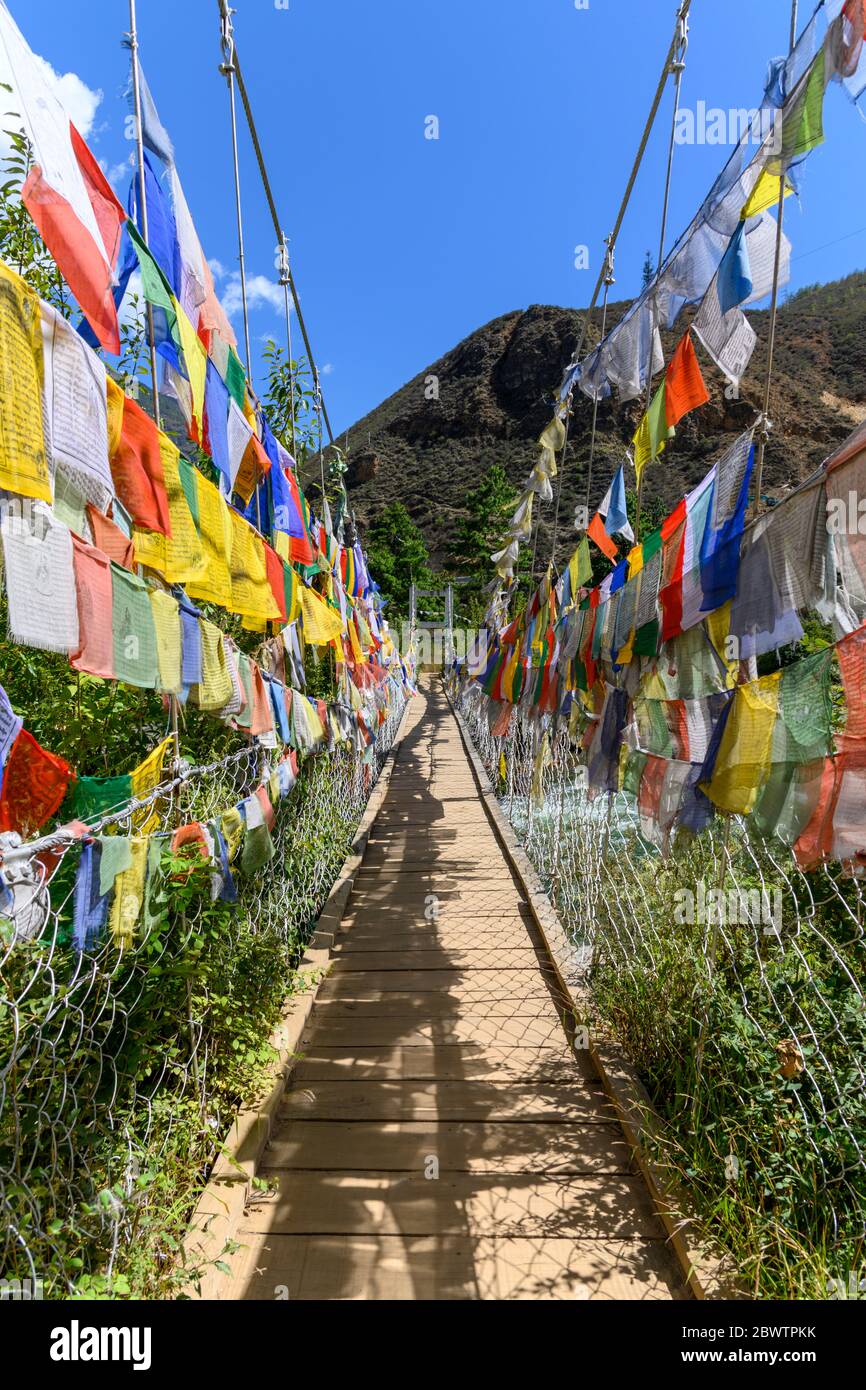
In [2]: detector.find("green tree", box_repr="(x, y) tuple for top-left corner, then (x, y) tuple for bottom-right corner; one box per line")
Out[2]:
(641, 250), (655, 288)
(447, 464), (518, 579)
(261, 339), (317, 462)
(0, 104), (68, 312)
(446, 464), (526, 619)
(365, 501), (433, 618)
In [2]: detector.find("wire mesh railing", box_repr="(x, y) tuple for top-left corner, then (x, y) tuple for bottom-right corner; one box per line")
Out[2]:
(455, 677), (866, 1300)
(0, 690), (406, 1296)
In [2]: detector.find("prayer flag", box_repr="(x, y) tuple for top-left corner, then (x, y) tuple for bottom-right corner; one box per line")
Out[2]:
(0, 262), (50, 503)
(0, 0), (127, 352)
(110, 391), (172, 535)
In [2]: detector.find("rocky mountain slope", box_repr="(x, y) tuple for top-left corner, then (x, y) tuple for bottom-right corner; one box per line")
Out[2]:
(321, 271), (866, 571)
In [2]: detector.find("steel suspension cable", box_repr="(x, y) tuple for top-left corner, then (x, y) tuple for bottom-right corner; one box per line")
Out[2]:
(751, 0), (800, 517)
(544, 0), (694, 573)
(635, 2), (690, 539)
(217, 2), (336, 450)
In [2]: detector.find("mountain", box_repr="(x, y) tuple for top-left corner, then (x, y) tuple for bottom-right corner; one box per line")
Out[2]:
(318, 271), (866, 572)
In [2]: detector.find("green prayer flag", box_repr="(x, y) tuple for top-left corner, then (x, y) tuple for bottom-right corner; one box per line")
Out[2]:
(225, 348), (247, 409)
(127, 222), (182, 359)
(633, 617), (660, 658)
(647, 379), (675, 459)
(111, 565), (159, 689)
(98, 835), (134, 897)
(775, 53), (826, 170)
(235, 653), (254, 731)
(642, 528), (663, 561)
(178, 458), (200, 531)
(241, 822), (274, 874)
(64, 774), (133, 827)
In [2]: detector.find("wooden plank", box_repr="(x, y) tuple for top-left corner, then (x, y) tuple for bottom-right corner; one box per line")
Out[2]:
(280, 1080), (609, 1122)
(241, 1172), (659, 1238)
(292, 1045), (593, 1083)
(335, 928), (537, 951)
(328, 947), (548, 972)
(227, 1234), (685, 1300)
(319, 969), (557, 996)
(311, 996), (565, 1022)
(303, 1016), (570, 1050)
(262, 1119), (633, 1173)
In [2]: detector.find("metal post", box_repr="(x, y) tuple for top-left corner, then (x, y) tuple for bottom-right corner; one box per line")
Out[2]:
(315, 366), (325, 505)
(219, 1), (253, 386)
(127, 0), (161, 430)
(636, 2), (689, 541)
(583, 240), (615, 514)
(277, 234), (297, 459)
(751, 0), (799, 517)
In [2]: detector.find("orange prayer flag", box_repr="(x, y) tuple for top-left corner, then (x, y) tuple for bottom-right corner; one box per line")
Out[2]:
(664, 330), (709, 430)
(110, 394), (172, 536)
(587, 510), (618, 562)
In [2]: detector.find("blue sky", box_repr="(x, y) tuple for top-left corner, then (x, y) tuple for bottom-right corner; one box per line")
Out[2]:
(15, 0), (866, 439)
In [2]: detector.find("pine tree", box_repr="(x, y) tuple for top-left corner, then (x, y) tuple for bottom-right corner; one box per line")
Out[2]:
(641, 250), (655, 288)
(365, 501), (433, 618)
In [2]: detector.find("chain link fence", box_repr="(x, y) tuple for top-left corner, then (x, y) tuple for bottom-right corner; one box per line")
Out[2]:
(0, 688), (406, 1296)
(455, 678), (866, 1299)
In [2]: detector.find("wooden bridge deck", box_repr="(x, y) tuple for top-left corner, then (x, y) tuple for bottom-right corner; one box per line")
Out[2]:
(228, 680), (687, 1300)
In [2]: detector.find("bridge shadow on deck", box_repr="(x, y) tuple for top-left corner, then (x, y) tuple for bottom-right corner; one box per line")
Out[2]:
(229, 680), (687, 1300)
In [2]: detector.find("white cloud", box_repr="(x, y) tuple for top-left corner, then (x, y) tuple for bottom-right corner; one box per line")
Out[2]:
(221, 271), (284, 320)
(101, 154), (135, 195)
(321, 362), (334, 375)
(0, 54), (104, 167)
(208, 257), (227, 282)
(31, 54), (103, 139)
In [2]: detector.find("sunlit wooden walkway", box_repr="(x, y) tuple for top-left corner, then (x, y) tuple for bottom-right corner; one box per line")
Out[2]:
(228, 680), (687, 1299)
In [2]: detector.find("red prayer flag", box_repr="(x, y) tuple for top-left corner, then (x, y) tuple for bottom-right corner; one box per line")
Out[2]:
(110, 394), (172, 536)
(664, 330), (709, 430)
(22, 123), (125, 355)
(0, 728), (73, 838)
(263, 542), (289, 624)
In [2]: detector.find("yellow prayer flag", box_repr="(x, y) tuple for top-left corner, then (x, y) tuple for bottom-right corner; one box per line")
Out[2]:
(174, 300), (207, 433)
(347, 615), (363, 663)
(705, 601), (738, 689)
(704, 671), (782, 816)
(149, 589), (182, 696)
(741, 169), (793, 220)
(134, 437), (205, 584)
(567, 538), (592, 599)
(229, 509), (281, 627)
(221, 807), (244, 863)
(109, 837), (149, 946)
(0, 261), (51, 503)
(187, 471), (233, 609)
(301, 584), (345, 645)
(192, 620), (234, 711)
(130, 736), (175, 833)
(106, 374), (124, 456)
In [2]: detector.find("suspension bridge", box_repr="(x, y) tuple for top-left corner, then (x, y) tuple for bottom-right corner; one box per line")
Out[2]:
(194, 678), (691, 1301)
(2, 0), (866, 1312)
